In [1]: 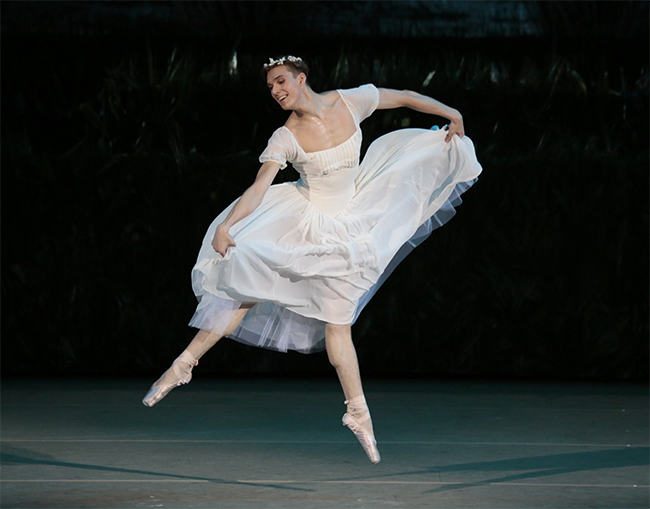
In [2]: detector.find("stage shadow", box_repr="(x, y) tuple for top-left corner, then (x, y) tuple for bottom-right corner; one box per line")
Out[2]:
(338, 447), (649, 493)
(0, 444), (313, 492)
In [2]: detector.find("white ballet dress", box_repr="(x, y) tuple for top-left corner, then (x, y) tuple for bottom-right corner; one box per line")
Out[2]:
(189, 84), (482, 353)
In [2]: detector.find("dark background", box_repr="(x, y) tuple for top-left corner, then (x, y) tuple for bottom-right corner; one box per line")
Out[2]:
(2, 1), (648, 380)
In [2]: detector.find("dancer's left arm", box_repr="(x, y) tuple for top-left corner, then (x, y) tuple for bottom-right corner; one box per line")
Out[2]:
(377, 88), (464, 142)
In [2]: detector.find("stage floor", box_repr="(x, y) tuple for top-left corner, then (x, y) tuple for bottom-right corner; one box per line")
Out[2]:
(1, 377), (648, 508)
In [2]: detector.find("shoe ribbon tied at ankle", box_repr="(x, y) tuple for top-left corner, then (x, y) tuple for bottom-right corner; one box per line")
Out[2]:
(171, 351), (199, 385)
(344, 395), (371, 424)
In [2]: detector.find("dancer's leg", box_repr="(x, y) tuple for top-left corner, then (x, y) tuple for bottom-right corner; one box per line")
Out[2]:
(142, 303), (254, 406)
(185, 303), (255, 361)
(326, 323), (380, 463)
(154, 303), (254, 386)
(325, 323), (374, 436)
(325, 324), (364, 401)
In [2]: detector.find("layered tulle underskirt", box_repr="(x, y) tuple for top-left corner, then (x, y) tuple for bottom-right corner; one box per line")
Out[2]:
(189, 128), (482, 353)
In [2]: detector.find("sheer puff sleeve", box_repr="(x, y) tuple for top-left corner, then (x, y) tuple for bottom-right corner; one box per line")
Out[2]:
(259, 127), (297, 170)
(338, 84), (380, 125)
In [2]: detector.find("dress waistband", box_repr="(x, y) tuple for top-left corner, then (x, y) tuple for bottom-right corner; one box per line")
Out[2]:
(296, 178), (355, 217)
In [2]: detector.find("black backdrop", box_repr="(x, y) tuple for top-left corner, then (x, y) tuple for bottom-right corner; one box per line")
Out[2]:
(2, 1), (648, 379)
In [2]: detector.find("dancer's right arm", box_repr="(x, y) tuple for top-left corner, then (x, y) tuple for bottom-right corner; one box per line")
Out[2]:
(212, 161), (282, 255)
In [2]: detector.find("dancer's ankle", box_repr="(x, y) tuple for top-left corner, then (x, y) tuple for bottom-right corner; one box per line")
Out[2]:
(345, 395), (368, 418)
(345, 395), (375, 436)
(157, 350), (198, 385)
(173, 350), (198, 376)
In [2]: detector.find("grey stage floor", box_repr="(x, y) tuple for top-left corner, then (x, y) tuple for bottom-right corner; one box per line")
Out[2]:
(1, 377), (648, 509)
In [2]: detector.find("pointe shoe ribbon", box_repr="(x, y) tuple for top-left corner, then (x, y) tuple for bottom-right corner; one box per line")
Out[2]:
(342, 395), (381, 464)
(142, 351), (198, 407)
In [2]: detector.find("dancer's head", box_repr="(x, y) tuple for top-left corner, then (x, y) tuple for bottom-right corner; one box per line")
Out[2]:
(261, 55), (309, 80)
(262, 56), (310, 110)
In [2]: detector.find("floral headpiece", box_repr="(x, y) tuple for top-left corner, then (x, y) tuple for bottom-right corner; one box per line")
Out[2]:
(263, 56), (303, 69)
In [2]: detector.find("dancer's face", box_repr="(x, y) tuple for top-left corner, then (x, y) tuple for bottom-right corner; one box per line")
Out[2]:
(266, 65), (305, 110)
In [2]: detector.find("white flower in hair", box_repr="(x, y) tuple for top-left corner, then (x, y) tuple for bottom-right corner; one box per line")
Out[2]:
(264, 56), (303, 69)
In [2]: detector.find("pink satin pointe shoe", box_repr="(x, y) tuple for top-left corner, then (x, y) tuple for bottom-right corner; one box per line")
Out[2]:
(342, 395), (381, 464)
(142, 350), (198, 407)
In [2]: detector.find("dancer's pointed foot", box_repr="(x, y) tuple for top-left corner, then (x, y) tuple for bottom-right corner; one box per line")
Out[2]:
(142, 350), (198, 407)
(342, 395), (380, 464)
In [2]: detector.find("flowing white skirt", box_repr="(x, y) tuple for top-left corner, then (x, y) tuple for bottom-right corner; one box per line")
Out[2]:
(189, 128), (482, 353)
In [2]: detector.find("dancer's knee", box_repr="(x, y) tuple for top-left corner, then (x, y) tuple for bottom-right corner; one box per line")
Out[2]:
(223, 302), (255, 336)
(325, 323), (354, 367)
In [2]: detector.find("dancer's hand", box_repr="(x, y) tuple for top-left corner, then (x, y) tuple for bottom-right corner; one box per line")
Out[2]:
(212, 224), (236, 256)
(445, 115), (464, 142)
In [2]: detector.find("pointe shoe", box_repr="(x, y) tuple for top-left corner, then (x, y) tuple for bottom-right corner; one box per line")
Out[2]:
(142, 351), (198, 407)
(342, 396), (381, 464)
